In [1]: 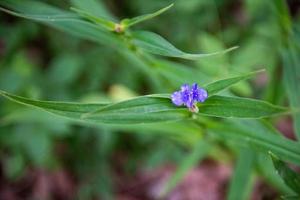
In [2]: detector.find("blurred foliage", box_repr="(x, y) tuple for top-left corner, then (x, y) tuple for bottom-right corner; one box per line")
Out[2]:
(0, 0), (300, 199)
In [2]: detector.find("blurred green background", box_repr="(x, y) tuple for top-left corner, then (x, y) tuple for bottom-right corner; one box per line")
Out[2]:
(0, 0), (299, 199)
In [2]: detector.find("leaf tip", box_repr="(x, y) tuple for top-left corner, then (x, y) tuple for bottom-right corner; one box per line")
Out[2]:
(255, 69), (266, 73)
(227, 46), (239, 52)
(0, 89), (6, 96)
(162, 3), (174, 11)
(247, 69), (266, 77)
(155, 3), (174, 16)
(169, 3), (175, 8)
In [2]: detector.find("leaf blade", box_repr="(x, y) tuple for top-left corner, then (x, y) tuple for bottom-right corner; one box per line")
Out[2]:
(257, 153), (295, 195)
(0, 91), (190, 124)
(282, 42), (300, 140)
(0, 91), (288, 125)
(82, 95), (190, 124)
(197, 95), (288, 119)
(204, 70), (265, 96)
(0, 90), (106, 120)
(270, 152), (300, 194)
(121, 4), (174, 28)
(131, 31), (238, 60)
(0, 0), (122, 47)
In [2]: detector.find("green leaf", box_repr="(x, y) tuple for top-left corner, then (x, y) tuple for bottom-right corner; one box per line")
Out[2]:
(257, 153), (295, 195)
(204, 70), (264, 96)
(273, 0), (292, 35)
(0, 4), (78, 22)
(0, 90), (107, 121)
(82, 94), (190, 124)
(0, 0), (122, 47)
(121, 4), (173, 28)
(197, 95), (288, 118)
(160, 139), (210, 197)
(0, 91), (190, 124)
(0, 0), (183, 88)
(131, 31), (238, 60)
(270, 152), (300, 194)
(227, 148), (255, 200)
(0, 90), (288, 125)
(85, 95), (287, 123)
(70, 7), (116, 31)
(205, 120), (300, 165)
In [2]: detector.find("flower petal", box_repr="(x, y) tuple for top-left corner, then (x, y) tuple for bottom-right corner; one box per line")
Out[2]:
(185, 98), (194, 108)
(171, 91), (183, 106)
(181, 88), (190, 104)
(197, 88), (208, 102)
(181, 84), (190, 92)
(191, 83), (199, 100)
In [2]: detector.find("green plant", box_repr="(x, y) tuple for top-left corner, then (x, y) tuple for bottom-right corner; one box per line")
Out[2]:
(0, 0), (299, 199)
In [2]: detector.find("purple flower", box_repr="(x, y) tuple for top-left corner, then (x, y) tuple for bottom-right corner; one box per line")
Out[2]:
(171, 83), (208, 112)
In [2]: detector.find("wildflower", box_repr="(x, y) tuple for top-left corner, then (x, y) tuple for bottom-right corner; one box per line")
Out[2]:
(171, 83), (208, 113)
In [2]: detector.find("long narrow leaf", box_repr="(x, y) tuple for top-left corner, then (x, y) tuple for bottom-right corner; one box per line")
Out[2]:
(131, 31), (238, 60)
(0, 90), (106, 120)
(121, 4), (173, 28)
(197, 95), (288, 118)
(82, 94), (190, 124)
(0, 0), (122, 47)
(270, 152), (300, 194)
(204, 70), (264, 96)
(0, 91), (190, 124)
(257, 153), (295, 195)
(1, 90), (288, 125)
(85, 95), (288, 123)
(0, 6), (78, 22)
